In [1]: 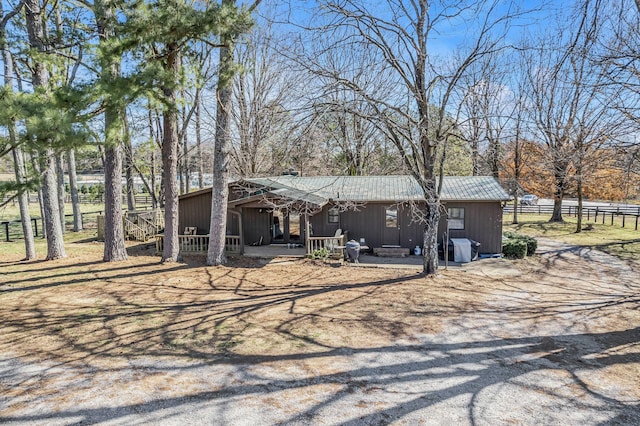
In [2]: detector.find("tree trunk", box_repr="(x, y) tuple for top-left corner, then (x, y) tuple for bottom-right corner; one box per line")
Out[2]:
(196, 96), (204, 189)
(421, 200), (440, 275)
(575, 163), (583, 233)
(31, 152), (47, 239)
(25, 0), (66, 260)
(41, 149), (67, 259)
(207, 16), (234, 266)
(12, 147), (36, 259)
(124, 118), (136, 212)
(151, 150), (158, 209)
(183, 119), (190, 194)
(161, 46), (181, 262)
(96, 0), (128, 262)
(67, 149), (83, 231)
(550, 167), (567, 222)
(512, 137), (521, 225)
(2, 15), (36, 260)
(103, 143), (128, 261)
(56, 152), (66, 233)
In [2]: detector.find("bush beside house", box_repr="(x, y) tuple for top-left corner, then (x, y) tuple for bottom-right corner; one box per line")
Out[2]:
(503, 232), (538, 259)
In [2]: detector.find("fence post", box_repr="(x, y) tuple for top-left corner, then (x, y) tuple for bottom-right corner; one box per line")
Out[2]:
(611, 213), (614, 226)
(3, 222), (8, 242)
(636, 215), (639, 231)
(32, 218), (38, 237)
(622, 214), (626, 228)
(587, 209), (590, 221)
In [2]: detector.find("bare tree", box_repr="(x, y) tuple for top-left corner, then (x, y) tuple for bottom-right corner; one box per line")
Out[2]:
(459, 42), (531, 182)
(524, 0), (629, 225)
(207, 0), (261, 266)
(230, 21), (299, 177)
(306, 0), (526, 274)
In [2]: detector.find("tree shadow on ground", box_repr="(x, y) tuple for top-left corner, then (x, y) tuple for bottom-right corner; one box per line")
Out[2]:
(0, 327), (637, 424)
(0, 246), (638, 424)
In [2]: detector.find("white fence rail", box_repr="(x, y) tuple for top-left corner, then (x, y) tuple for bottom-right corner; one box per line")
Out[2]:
(155, 234), (241, 255)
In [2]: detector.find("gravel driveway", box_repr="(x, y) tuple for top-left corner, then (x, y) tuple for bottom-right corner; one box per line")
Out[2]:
(1, 238), (638, 425)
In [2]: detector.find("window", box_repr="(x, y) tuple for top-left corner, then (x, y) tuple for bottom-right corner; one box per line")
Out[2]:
(447, 207), (465, 230)
(385, 206), (398, 228)
(328, 207), (339, 223)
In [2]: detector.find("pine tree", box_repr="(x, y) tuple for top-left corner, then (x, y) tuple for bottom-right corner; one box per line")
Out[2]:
(94, 0), (128, 262)
(25, 0), (66, 260)
(207, 0), (261, 266)
(120, 0), (252, 262)
(1, 0), (35, 260)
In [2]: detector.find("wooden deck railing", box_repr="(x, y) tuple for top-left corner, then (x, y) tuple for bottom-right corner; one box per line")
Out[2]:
(307, 235), (345, 255)
(124, 218), (148, 241)
(155, 234), (241, 255)
(225, 235), (241, 253)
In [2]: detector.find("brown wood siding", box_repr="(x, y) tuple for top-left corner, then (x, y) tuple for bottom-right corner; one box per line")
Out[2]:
(399, 204), (424, 249)
(242, 208), (272, 245)
(438, 202), (503, 254)
(178, 191), (212, 235)
(309, 205), (341, 238)
(341, 204), (384, 247)
(178, 189), (504, 254)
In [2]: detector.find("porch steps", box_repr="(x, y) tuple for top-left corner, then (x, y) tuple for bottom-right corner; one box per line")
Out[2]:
(373, 247), (410, 257)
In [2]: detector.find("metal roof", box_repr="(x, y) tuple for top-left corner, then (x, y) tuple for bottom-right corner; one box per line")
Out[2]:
(240, 175), (509, 204)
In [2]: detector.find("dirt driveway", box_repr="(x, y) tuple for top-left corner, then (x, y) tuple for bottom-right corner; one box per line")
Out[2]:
(0, 238), (638, 425)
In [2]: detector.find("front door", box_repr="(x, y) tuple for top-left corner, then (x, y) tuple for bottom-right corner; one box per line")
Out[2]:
(271, 211), (303, 244)
(272, 211), (284, 242)
(383, 205), (400, 246)
(288, 213), (301, 243)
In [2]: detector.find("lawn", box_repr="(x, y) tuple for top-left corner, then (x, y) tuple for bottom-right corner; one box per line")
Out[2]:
(503, 212), (640, 267)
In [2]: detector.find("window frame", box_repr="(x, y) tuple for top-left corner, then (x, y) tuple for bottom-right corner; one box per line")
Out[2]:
(327, 206), (340, 224)
(385, 205), (398, 228)
(447, 207), (465, 230)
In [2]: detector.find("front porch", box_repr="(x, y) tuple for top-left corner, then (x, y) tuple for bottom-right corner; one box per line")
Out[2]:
(154, 233), (346, 258)
(155, 234), (241, 255)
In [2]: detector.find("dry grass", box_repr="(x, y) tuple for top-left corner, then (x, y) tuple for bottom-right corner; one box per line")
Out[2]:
(1, 241), (481, 366)
(1, 230), (638, 423)
(503, 213), (640, 267)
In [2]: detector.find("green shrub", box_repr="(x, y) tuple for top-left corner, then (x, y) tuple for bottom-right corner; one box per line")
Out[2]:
(309, 247), (329, 260)
(521, 235), (538, 255)
(503, 231), (537, 256)
(502, 238), (527, 259)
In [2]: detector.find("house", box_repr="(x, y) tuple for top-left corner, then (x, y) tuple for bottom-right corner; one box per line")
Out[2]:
(176, 175), (510, 256)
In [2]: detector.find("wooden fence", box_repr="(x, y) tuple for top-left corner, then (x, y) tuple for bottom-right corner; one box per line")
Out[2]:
(505, 204), (640, 231)
(1, 194), (156, 206)
(0, 210), (105, 242)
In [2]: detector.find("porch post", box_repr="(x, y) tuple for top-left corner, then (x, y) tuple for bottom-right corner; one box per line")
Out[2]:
(238, 208), (244, 255)
(305, 213), (311, 254)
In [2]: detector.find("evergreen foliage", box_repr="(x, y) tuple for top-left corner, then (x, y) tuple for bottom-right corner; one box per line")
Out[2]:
(503, 231), (537, 258)
(502, 238), (528, 259)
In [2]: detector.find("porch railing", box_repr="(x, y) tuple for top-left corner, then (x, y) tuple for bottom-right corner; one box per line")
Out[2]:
(307, 235), (345, 255)
(155, 234), (241, 255)
(124, 218), (148, 241)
